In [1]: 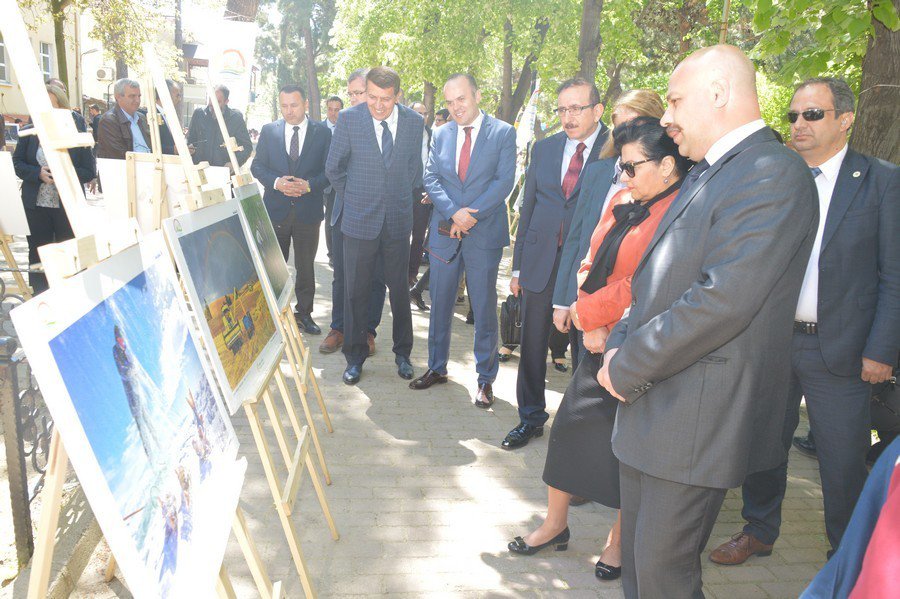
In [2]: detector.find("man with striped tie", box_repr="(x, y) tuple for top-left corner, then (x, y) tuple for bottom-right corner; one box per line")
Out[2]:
(251, 84), (332, 334)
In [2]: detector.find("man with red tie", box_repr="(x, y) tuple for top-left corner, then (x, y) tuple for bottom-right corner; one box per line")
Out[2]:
(502, 78), (608, 449)
(409, 74), (517, 406)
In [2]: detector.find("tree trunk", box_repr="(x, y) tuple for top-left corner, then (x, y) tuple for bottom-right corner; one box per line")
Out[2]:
(225, 0), (260, 21)
(600, 61), (623, 107)
(498, 18), (514, 122)
(577, 0), (604, 81)
(849, 1), (900, 164)
(498, 18), (549, 124)
(50, 0), (69, 89)
(300, 16), (321, 121)
(115, 58), (128, 79)
(423, 80), (436, 126)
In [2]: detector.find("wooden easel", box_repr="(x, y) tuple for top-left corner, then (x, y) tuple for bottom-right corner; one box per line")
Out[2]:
(144, 44), (339, 597)
(0, 231), (32, 298)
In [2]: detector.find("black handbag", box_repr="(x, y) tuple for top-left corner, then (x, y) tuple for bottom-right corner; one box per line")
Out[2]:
(499, 294), (522, 348)
(871, 370), (900, 433)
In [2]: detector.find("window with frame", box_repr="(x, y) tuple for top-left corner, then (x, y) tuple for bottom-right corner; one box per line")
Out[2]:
(0, 35), (7, 82)
(39, 42), (52, 79)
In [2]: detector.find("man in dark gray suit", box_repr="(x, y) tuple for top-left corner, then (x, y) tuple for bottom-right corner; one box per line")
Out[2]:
(711, 77), (899, 565)
(503, 77), (607, 449)
(325, 66), (425, 385)
(596, 45), (819, 598)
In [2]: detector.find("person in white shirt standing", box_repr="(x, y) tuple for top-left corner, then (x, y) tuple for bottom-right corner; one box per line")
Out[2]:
(712, 77), (899, 566)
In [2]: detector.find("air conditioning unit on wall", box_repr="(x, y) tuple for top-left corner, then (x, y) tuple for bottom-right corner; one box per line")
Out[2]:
(96, 67), (114, 81)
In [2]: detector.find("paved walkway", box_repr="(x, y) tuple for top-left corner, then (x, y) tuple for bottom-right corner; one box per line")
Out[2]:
(62, 239), (829, 598)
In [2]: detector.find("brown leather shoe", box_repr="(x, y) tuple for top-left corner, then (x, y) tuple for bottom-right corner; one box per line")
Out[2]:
(367, 333), (376, 356)
(319, 329), (343, 353)
(709, 532), (774, 565)
(474, 383), (494, 409)
(409, 369), (448, 390)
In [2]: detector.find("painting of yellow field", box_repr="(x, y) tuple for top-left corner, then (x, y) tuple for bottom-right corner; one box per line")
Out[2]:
(164, 201), (284, 413)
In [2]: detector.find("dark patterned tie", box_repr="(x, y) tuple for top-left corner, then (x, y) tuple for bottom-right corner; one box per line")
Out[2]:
(676, 158), (710, 200)
(810, 166), (822, 178)
(380, 120), (393, 164)
(289, 125), (299, 162)
(561, 142), (586, 198)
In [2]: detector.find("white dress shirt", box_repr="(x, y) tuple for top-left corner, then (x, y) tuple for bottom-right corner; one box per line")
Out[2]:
(795, 144), (849, 322)
(284, 118), (308, 156)
(326, 119), (336, 132)
(455, 110), (485, 169)
(372, 105), (399, 152)
(703, 119), (766, 169)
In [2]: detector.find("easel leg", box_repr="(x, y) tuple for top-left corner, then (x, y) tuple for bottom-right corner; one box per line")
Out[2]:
(1, 235), (32, 299)
(26, 431), (68, 599)
(231, 506), (280, 598)
(261, 388), (293, 469)
(104, 553), (117, 582)
(216, 564), (237, 599)
(273, 366), (331, 485)
(285, 312), (333, 433)
(273, 357), (303, 440)
(243, 402), (317, 599)
(304, 453), (340, 541)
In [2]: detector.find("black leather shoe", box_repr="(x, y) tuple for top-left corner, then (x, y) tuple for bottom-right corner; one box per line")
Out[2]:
(501, 422), (544, 449)
(409, 369), (448, 390)
(497, 351), (512, 362)
(465, 308), (475, 324)
(595, 560), (622, 580)
(342, 365), (361, 385)
(296, 313), (322, 335)
(410, 288), (430, 311)
(474, 383), (494, 409)
(553, 359), (568, 373)
(396, 357), (414, 380)
(792, 433), (817, 458)
(508, 527), (570, 555)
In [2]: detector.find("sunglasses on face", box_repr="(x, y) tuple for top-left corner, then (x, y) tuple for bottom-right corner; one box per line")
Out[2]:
(618, 158), (652, 178)
(786, 108), (837, 123)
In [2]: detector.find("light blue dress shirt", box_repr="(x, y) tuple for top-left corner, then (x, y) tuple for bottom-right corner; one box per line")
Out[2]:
(121, 108), (150, 153)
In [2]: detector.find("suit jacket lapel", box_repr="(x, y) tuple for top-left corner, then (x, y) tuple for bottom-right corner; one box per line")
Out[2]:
(820, 149), (868, 251)
(363, 107), (381, 162)
(550, 133), (566, 200)
(386, 110), (406, 169)
(444, 121), (462, 184)
(568, 124), (607, 201)
(635, 127), (777, 275)
(275, 119), (289, 172)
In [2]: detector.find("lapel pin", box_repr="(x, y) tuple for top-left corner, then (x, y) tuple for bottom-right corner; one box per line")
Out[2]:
(853, 171), (861, 178)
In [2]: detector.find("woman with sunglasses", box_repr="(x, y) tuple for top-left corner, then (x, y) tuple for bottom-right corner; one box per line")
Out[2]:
(508, 117), (693, 581)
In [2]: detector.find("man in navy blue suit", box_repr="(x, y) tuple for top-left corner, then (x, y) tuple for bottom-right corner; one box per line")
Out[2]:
(409, 74), (517, 407)
(325, 66), (425, 385)
(503, 78), (608, 449)
(712, 77), (899, 565)
(251, 84), (332, 334)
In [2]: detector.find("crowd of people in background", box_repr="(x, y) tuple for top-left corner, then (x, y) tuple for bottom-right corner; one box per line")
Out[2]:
(7, 42), (898, 597)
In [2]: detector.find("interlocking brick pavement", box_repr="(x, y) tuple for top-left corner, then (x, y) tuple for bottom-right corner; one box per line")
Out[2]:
(61, 238), (830, 598)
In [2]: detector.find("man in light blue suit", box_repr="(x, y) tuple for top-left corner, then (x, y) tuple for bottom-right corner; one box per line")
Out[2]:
(409, 74), (517, 407)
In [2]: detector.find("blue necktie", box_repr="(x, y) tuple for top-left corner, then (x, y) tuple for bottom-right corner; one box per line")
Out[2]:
(810, 166), (822, 178)
(676, 159), (710, 200)
(380, 120), (393, 164)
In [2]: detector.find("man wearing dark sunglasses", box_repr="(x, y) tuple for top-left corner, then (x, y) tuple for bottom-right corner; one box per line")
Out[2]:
(502, 77), (608, 450)
(717, 77), (899, 566)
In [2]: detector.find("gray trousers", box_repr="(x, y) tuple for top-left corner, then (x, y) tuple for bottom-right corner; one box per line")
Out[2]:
(620, 462), (726, 599)
(741, 331), (871, 551)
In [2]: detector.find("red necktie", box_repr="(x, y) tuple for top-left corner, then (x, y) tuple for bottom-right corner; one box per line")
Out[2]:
(458, 126), (473, 182)
(562, 142), (586, 198)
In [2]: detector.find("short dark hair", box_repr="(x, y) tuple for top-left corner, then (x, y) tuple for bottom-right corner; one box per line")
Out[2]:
(366, 66), (401, 93)
(89, 104), (101, 112)
(214, 84), (230, 101)
(348, 68), (369, 85)
(435, 108), (450, 120)
(165, 78), (181, 91)
(795, 77), (855, 115)
(279, 84), (307, 100)
(326, 95), (344, 108)
(557, 77), (601, 106)
(613, 116), (693, 179)
(445, 73), (478, 93)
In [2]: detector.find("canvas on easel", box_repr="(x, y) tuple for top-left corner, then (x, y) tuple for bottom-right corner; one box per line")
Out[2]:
(10, 232), (245, 598)
(163, 200), (283, 414)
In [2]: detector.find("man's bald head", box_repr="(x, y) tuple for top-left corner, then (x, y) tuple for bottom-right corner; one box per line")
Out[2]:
(661, 45), (762, 161)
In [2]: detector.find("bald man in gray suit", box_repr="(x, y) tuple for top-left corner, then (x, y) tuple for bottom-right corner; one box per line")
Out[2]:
(597, 46), (818, 598)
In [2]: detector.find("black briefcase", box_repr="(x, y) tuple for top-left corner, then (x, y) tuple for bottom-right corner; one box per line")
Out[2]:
(499, 294), (522, 348)
(871, 370), (900, 433)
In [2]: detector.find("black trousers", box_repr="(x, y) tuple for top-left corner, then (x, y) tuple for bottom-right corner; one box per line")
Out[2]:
(408, 192), (431, 283)
(515, 248), (563, 426)
(343, 229), (413, 367)
(273, 208), (320, 317)
(25, 206), (74, 294)
(741, 331), (871, 551)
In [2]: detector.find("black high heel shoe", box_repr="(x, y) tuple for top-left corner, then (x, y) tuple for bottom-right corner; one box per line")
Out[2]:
(508, 527), (570, 555)
(595, 559), (622, 580)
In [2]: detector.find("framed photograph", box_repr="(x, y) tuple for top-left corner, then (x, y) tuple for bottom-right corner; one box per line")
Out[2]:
(233, 182), (293, 312)
(163, 200), (283, 413)
(11, 232), (245, 598)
